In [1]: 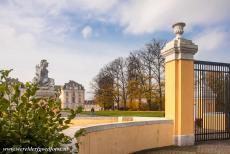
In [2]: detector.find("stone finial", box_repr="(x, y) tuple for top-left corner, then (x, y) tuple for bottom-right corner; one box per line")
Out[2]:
(172, 22), (186, 38)
(161, 22), (198, 62)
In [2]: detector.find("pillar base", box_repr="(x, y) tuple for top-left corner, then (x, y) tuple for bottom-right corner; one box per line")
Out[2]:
(174, 134), (194, 146)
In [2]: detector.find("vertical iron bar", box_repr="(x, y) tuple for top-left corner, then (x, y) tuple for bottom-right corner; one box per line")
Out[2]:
(199, 63), (202, 141)
(214, 65), (217, 139)
(217, 65), (219, 139)
(228, 65), (230, 138)
(194, 61), (230, 142)
(203, 63), (206, 141)
(221, 65), (223, 138)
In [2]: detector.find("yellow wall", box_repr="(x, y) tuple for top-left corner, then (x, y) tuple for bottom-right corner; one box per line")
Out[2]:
(196, 99), (216, 119)
(203, 113), (226, 131)
(79, 122), (173, 154)
(165, 60), (176, 121)
(165, 60), (194, 136)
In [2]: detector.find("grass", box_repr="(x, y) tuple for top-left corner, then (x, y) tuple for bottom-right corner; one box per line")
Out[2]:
(81, 110), (165, 117)
(69, 119), (118, 127)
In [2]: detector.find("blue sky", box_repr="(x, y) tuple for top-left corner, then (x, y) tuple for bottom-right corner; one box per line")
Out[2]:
(0, 0), (230, 99)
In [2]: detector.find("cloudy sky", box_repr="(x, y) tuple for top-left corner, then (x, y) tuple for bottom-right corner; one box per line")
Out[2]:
(0, 0), (230, 99)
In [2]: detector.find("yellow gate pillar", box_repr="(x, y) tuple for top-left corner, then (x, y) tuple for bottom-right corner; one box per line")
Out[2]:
(161, 22), (198, 146)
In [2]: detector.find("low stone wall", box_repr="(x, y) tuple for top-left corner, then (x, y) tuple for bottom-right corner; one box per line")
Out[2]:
(78, 118), (173, 154)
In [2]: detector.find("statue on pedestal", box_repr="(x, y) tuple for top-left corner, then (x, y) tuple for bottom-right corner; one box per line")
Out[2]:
(33, 59), (56, 97)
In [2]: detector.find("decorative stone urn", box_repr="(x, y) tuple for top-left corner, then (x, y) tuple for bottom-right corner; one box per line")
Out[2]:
(172, 22), (186, 39)
(161, 22), (198, 62)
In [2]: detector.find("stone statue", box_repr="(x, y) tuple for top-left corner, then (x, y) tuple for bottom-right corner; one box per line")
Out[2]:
(33, 59), (55, 88)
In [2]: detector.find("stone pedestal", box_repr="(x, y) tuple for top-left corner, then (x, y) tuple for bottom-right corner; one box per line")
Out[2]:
(161, 22), (198, 146)
(35, 87), (56, 98)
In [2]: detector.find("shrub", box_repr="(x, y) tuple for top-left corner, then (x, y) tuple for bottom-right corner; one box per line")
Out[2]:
(0, 70), (81, 153)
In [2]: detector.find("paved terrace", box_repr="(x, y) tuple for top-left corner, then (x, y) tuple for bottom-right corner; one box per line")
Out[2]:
(63, 117), (167, 137)
(134, 140), (230, 154)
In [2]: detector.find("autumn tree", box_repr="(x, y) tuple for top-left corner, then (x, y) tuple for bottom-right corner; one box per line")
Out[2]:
(109, 57), (129, 110)
(145, 39), (165, 110)
(106, 59), (121, 109)
(127, 52), (145, 109)
(92, 38), (166, 111)
(138, 39), (165, 110)
(92, 68), (114, 110)
(206, 71), (230, 112)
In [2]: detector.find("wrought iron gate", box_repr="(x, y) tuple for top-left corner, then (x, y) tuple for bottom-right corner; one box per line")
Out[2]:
(194, 60), (230, 142)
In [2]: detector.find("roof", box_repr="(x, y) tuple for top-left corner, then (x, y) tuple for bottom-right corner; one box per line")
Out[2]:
(63, 80), (84, 90)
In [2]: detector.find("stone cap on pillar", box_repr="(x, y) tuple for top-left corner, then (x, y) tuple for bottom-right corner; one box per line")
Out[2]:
(161, 22), (198, 62)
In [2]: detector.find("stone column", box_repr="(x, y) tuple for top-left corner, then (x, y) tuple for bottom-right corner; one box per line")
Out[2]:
(161, 22), (198, 146)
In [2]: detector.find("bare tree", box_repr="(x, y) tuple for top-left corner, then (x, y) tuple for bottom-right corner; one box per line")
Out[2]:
(138, 48), (155, 109)
(145, 39), (165, 110)
(106, 60), (121, 109)
(101, 57), (129, 110)
(91, 38), (165, 111)
(112, 57), (128, 110)
(127, 52), (145, 109)
(138, 39), (165, 110)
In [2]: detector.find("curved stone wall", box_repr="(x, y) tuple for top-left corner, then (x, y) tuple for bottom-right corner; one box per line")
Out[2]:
(78, 118), (173, 154)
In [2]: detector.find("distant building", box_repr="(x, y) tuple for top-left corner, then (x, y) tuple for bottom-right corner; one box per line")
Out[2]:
(84, 100), (102, 111)
(59, 80), (85, 109)
(6, 77), (26, 96)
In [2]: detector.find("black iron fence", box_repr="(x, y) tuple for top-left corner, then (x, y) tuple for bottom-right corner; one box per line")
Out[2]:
(194, 60), (230, 142)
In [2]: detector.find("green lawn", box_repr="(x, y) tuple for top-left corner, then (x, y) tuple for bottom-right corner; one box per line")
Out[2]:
(81, 110), (165, 117)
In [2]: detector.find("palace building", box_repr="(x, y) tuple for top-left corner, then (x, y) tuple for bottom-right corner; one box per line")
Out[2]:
(59, 80), (85, 109)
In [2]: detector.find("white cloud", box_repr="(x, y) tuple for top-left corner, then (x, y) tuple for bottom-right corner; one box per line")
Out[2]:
(0, 0), (129, 99)
(194, 29), (227, 52)
(0, 0), (230, 99)
(2, 0), (229, 36)
(114, 0), (230, 34)
(66, 0), (119, 14)
(0, 24), (36, 52)
(81, 26), (93, 39)
(193, 28), (229, 61)
(0, 22), (129, 99)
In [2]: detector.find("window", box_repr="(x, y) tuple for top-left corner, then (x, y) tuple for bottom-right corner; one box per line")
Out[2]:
(79, 98), (81, 104)
(72, 97), (75, 103)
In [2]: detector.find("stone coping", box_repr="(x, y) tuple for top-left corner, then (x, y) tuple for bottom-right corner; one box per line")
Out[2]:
(82, 118), (173, 133)
(72, 116), (161, 120)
